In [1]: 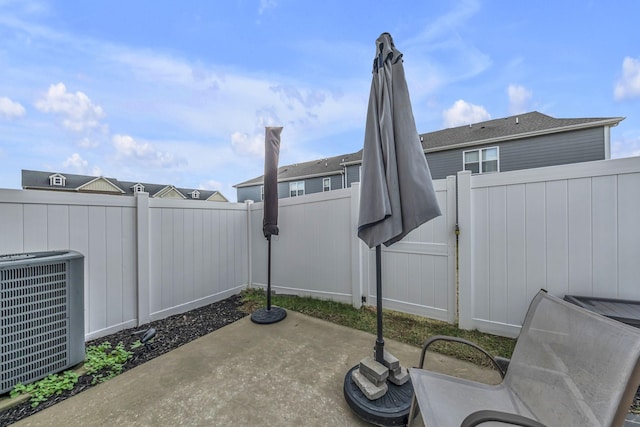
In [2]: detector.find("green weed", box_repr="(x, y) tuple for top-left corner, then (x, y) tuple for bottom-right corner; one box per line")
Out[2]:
(10, 371), (79, 408)
(84, 341), (133, 384)
(10, 340), (140, 407)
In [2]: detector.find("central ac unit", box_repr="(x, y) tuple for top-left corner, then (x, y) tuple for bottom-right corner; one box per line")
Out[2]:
(0, 251), (84, 394)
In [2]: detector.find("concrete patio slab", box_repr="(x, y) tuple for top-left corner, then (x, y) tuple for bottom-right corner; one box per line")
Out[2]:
(13, 311), (500, 427)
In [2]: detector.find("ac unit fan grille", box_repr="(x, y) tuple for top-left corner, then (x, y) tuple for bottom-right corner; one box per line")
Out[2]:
(0, 263), (69, 392)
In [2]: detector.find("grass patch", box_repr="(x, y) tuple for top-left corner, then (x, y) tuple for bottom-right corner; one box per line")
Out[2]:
(240, 288), (515, 365)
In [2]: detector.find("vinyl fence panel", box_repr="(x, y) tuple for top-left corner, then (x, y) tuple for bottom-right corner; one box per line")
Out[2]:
(249, 188), (355, 303)
(458, 156), (640, 337)
(0, 189), (138, 340)
(147, 198), (248, 321)
(0, 189), (249, 340)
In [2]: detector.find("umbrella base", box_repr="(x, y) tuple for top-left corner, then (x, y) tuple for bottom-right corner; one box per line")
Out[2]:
(250, 306), (287, 324)
(343, 365), (413, 426)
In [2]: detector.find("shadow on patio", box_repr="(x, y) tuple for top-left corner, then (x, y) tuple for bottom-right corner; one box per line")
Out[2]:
(12, 311), (499, 427)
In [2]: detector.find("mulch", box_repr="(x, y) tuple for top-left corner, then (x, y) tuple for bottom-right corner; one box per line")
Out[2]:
(0, 294), (247, 426)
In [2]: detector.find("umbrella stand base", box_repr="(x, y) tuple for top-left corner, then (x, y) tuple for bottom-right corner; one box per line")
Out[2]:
(343, 365), (413, 426)
(250, 306), (287, 324)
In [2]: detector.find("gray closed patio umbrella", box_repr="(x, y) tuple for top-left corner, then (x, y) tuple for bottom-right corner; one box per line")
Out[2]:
(358, 33), (441, 249)
(251, 126), (286, 324)
(344, 32), (441, 426)
(262, 126), (282, 239)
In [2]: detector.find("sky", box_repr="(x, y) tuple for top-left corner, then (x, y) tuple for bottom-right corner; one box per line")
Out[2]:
(1, 1), (639, 202)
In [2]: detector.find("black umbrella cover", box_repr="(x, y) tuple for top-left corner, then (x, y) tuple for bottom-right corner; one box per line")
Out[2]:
(263, 126), (283, 238)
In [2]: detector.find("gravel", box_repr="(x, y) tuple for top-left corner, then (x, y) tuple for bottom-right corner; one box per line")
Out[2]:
(0, 294), (247, 427)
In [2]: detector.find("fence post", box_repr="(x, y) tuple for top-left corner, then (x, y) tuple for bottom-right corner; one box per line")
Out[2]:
(135, 192), (151, 326)
(245, 200), (254, 288)
(350, 183), (363, 308)
(457, 171), (473, 330)
(446, 175), (458, 324)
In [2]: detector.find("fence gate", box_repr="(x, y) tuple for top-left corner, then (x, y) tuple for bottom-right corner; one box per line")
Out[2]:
(359, 177), (457, 324)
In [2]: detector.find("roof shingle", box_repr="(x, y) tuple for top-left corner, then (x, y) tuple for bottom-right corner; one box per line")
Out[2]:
(235, 111), (623, 187)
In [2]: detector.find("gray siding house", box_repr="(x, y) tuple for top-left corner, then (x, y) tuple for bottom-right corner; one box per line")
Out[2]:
(235, 151), (362, 203)
(22, 170), (229, 202)
(235, 111), (624, 202)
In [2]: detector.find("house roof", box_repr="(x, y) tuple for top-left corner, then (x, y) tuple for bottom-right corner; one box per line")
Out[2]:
(234, 111), (624, 188)
(420, 111), (624, 152)
(21, 170), (228, 201)
(234, 150), (363, 188)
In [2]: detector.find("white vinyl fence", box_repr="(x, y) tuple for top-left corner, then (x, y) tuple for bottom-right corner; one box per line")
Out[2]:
(2, 156), (639, 340)
(359, 178), (457, 323)
(249, 188), (357, 304)
(146, 195), (249, 322)
(248, 180), (457, 323)
(458, 156), (640, 337)
(0, 190), (248, 340)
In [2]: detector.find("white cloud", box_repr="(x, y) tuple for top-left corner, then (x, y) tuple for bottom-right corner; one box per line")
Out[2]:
(614, 57), (640, 101)
(611, 134), (640, 158)
(114, 51), (206, 88)
(78, 137), (99, 148)
(442, 99), (491, 128)
(404, 0), (491, 90)
(231, 131), (265, 157)
(113, 134), (152, 157)
(0, 96), (26, 119)
(199, 179), (222, 191)
(258, 0), (277, 14)
(109, 46), (365, 145)
(507, 84), (532, 115)
(270, 84), (327, 109)
(62, 152), (88, 172)
(35, 82), (106, 132)
(112, 134), (185, 168)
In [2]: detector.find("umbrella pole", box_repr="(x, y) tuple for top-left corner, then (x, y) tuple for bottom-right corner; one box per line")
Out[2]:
(250, 232), (286, 324)
(375, 245), (384, 363)
(267, 235), (272, 311)
(250, 125), (286, 325)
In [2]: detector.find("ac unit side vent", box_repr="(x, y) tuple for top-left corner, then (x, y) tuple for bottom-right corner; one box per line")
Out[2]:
(0, 251), (84, 394)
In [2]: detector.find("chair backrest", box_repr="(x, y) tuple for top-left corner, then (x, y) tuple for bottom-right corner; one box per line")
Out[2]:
(504, 291), (640, 427)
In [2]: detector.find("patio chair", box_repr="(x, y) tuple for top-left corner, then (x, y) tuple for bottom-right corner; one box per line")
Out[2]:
(408, 290), (640, 427)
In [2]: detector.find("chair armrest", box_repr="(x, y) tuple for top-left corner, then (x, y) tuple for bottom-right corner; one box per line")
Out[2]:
(494, 356), (510, 373)
(461, 410), (546, 427)
(417, 335), (506, 378)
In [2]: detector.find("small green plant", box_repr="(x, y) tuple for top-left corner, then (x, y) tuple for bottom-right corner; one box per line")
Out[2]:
(84, 341), (133, 385)
(10, 371), (79, 407)
(10, 340), (138, 407)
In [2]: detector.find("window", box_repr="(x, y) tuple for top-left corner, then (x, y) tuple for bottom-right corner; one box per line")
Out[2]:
(191, 190), (200, 199)
(289, 181), (305, 197)
(260, 185), (264, 201)
(132, 183), (145, 193)
(323, 177), (331, 192)
(463, 147), (499, 174)
(49, 174), (66, 187)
